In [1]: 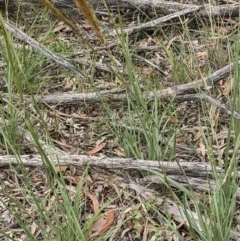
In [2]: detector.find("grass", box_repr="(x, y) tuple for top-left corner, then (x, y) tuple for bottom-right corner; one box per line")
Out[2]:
(0, 2), (239, 241)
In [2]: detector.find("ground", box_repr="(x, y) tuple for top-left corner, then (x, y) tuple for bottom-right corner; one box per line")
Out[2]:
(0, 0), (240, 240)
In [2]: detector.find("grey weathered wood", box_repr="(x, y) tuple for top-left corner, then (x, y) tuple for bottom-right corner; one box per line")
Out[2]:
(0, 154), (239, 201)
(1, 0), (239, 18)
(0, 154), (237, 179)
(3, 21), (84, 78)
(38, 58), (240, 105)
(1, 154), (239, 239)
(115, 5), (201, 35)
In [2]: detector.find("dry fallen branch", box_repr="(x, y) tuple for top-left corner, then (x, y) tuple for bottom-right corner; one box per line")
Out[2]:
(116, 124), (240, 157)
(0, 153), (239, 239)
(37, 57), (239, 105)
(36, 59), (240, 122)
(1, 56), (237, 120)
(0, 154), (222, 177)
(2, 21), (123, 75)
(0, 154), (239, 181)
(0, 154), (239, 200)
(0, 152), (239, 238)
(3, 21), (84, 78)
(112, 5), (200, 35)
(128, 182), (240, 241)
(174, 93), (240, 120)
(6, 0), (239, 18)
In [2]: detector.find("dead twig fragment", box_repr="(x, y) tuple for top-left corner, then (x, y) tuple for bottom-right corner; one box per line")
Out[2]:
(112, 6), (200, 35)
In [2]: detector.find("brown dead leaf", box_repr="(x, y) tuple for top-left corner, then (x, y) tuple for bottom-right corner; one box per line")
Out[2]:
(63, 78), (75, 90)
(99, 210), (115, 235)
(92, 210), (115, 236)
(63, 175), (83, 184)
(88, 142), (106, 155)
(82, 20), (92, 30)
(176, 137), (187, 146)
(113, 147), (126, 157)
(55, 165), (68, 173)
(91, 215), (107, 235)
(86, 192), (99, 213)
(53, 21), (68, 33)
(71, 175), (82, 183)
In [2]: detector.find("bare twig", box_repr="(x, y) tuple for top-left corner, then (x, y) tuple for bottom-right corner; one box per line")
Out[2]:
(175, 93), (240, 120)
(3, 21), (84, 78)
(37, 58), (239, 103)
(112, 6), (200, 35)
